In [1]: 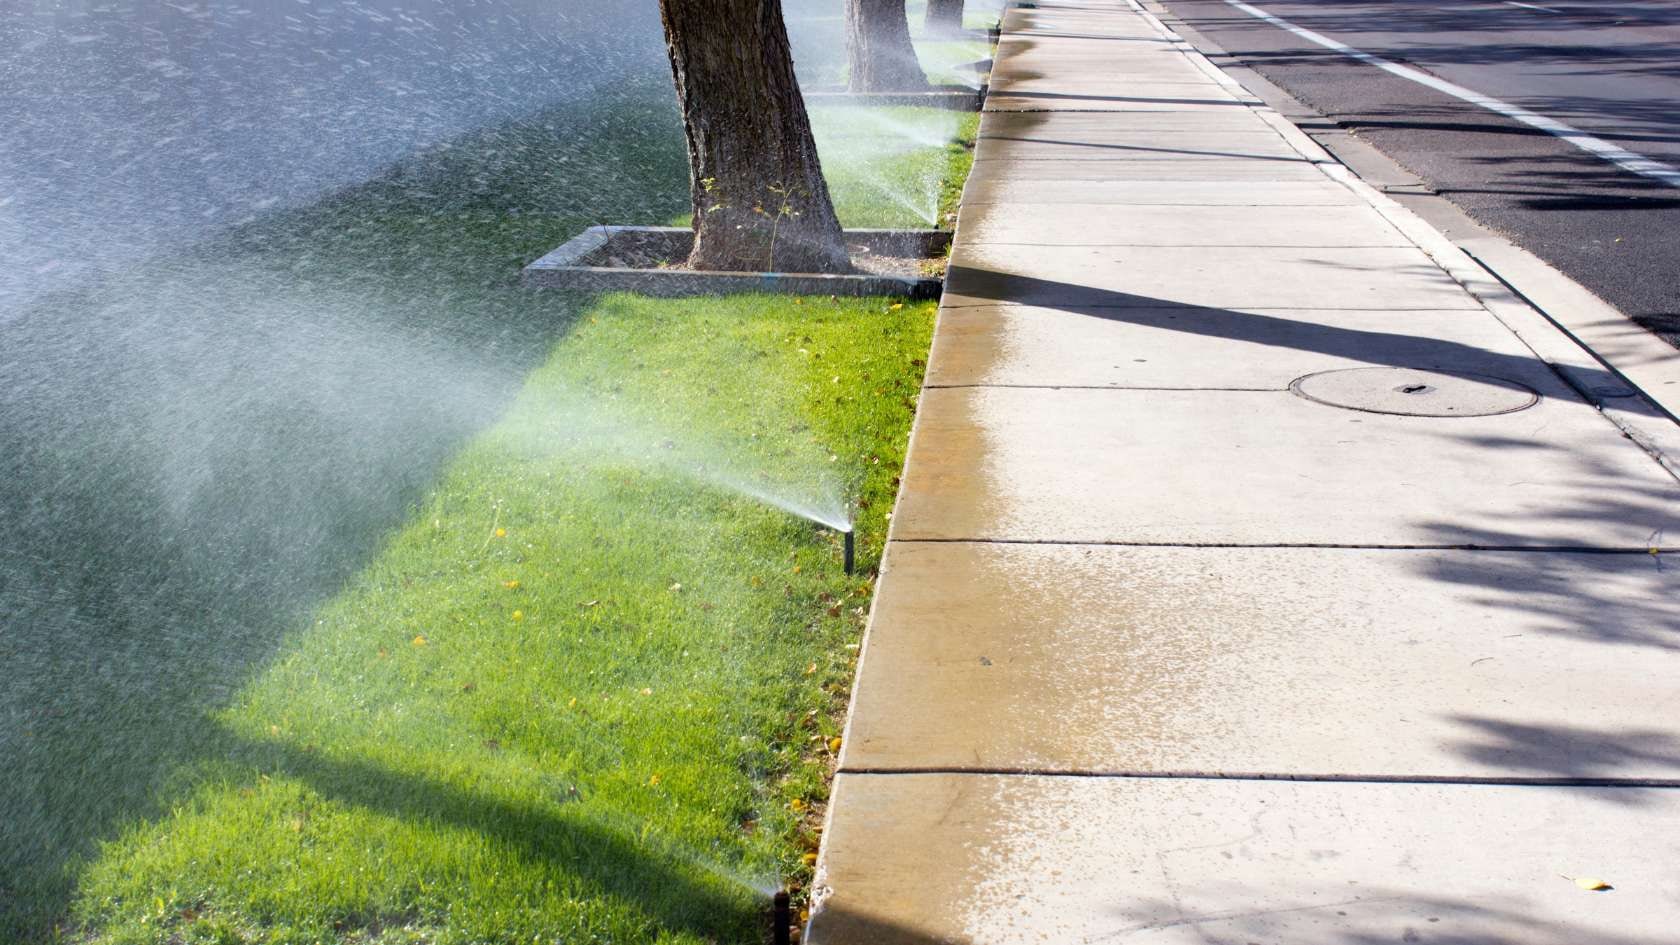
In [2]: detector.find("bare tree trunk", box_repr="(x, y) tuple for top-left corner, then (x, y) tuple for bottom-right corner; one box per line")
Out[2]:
(846, 0), (931, 92)
(658, 0), (850, 273)
(924, 0), (965, 35)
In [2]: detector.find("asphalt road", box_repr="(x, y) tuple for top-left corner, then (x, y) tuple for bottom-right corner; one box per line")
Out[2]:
(1154, 0), (1680, 339)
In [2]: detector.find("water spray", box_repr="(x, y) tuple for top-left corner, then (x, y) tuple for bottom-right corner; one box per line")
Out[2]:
(773, 888), (792, 945)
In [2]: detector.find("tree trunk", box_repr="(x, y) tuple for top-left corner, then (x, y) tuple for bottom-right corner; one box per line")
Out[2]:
(846, 0), (931, 93)
(924, 0), (965, 35)
(658, 0), (850, 274)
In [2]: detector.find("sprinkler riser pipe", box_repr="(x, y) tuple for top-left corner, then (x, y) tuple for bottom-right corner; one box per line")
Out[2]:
(773, 889), (791, 945)
(842, 529), (855, 575)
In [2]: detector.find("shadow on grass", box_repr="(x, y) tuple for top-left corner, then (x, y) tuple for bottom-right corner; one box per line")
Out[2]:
(213, 732), (763, 941)
(0, 79), (687, 940)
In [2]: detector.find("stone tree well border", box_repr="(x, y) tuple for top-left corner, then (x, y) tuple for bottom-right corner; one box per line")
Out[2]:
(522, 226), (952, 300)
(803, 83), (987, 112)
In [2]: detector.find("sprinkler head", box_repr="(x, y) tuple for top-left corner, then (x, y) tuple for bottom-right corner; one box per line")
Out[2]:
(773, 888), (792, 945)
(841, 528), (855, 576)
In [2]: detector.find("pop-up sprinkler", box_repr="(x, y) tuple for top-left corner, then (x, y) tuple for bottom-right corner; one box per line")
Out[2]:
(773, 888), (792, 945)
(841, 526), (854, 576)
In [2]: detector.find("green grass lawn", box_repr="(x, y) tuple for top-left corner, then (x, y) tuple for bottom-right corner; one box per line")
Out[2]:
(2, 79), (975, 945)
(71, 293), (926, 945)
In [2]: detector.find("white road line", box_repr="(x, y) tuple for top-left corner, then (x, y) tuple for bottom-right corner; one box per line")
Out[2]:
(1223, 0), (1680, 189)
(1504, 1), (1562, 13)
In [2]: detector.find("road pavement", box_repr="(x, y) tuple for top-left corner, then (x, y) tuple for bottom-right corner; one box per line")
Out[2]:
(1153, 0), (1680, 340)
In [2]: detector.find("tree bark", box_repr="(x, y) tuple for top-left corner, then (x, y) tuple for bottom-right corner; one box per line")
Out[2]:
(658, 0), (850, 273)
(846, 0), (931, 92)
(923, 0), (965, 35)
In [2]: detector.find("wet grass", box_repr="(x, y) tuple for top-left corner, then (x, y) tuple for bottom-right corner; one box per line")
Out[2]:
(815, 106), (980, 230)
(0, 78), (973, 944)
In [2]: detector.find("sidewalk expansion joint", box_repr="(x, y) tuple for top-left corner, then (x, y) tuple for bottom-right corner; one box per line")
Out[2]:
(956, 242), (1395, 249)
(889, 538), (1673, 554)
(956, 201), (1355, 208)
(922, 383), (1283, 392)
(934, 301), (1479, 312)
(981, 108), (1258, 114)
(838, 766), (1680, 789)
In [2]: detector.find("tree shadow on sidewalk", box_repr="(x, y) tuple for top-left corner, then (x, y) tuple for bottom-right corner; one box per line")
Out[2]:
(942, 263), (1632, 396)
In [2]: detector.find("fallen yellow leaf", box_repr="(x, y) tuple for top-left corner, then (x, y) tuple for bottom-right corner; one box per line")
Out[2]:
(639, 687), (653, 696)
(789, 798), (805, 812)
(495, 528), (506, 538)
(511, 610), (524, 621)
(1575, 877), (1612, 891)
(828, 737), (842, 753)
(648, 773), (662, 786)
(801, 852), (818, 866)
(889, 303), (904, 311)
(412, 634), (428, 647)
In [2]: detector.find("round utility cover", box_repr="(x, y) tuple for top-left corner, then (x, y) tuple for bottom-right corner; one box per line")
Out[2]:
(1290, 367), (1540, 417)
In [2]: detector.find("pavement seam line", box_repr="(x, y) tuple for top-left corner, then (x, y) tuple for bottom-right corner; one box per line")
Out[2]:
(957, 242), (1409, 248)
(936, 301), (1479, 312)
(888, 538), (1673, 553)
(837, 767), (1680, 788)
(923, 383), (1284, 391)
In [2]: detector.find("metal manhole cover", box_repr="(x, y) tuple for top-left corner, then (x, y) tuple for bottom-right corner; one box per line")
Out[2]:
(1289, 367), (1540, 417)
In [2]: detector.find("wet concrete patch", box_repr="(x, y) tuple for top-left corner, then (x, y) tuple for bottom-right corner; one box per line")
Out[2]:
(844, 542), (1680, 776)
(812, 773), (1680, 944)
(893, 386), (1680, 547)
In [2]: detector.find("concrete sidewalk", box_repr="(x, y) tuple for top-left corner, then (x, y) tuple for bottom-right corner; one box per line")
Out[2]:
(808, 1), (1680, 942)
